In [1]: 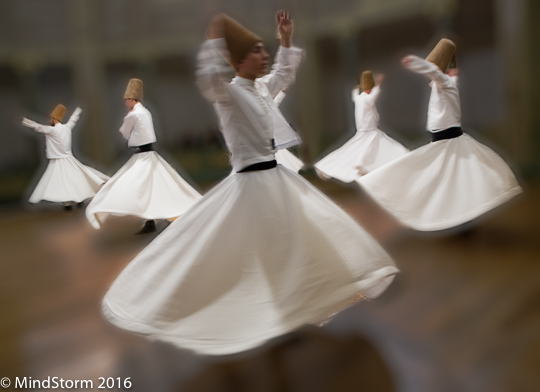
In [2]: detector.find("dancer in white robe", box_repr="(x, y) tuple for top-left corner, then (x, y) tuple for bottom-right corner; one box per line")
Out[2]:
(273, 89), (305, 173)
(216, 87), (305, 174)
(85, 79), (202, 233)
(357, 39), (522, 231)
(101, 12), (398, 356)
(315, 71), (408, 182)
(21, 105), (109, 207)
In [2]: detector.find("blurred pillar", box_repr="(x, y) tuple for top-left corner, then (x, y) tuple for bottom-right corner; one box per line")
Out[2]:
(17, 68), (39, 113)
(341, 35), (360, 135)
(297, 39), (323, 164)
(15, 62), (40, 165)
(341, 35), (359, 83)
(495, 0), (533, 173)
(525, 0), (540, 175)
(139, 60), (158, 105)
(67, 0), (115, 165)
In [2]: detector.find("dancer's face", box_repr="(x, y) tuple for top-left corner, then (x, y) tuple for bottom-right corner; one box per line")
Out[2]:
(237, 42), (270, 80)
(49, 117), (59, 126)
(125, 98), (137, 111)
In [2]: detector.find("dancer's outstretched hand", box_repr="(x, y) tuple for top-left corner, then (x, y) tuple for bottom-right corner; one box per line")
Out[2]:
(401, 56), (413, 68)
(277, 10), (292, 47)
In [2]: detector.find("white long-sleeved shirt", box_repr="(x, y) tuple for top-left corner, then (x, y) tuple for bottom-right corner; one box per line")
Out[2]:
(196, 38), (303, 172)
(119, 102), (157, 147)
(352, 86), (381, 131)
(404, 55), (461, 132)
(22, 107), (82, 159)
(273, 90), (287, 106)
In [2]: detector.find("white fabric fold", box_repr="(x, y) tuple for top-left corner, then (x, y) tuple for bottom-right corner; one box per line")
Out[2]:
(357, 134), (522, 230)
(316, 129), (409, 182)
(29, 156), (109, 203)
(275, 149), (304, 173)
(85, 152), (201, 228)
(102, 166), (398, 355)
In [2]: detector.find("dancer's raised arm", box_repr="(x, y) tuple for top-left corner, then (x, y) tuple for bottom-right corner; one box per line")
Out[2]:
(258, 11), (303, 97)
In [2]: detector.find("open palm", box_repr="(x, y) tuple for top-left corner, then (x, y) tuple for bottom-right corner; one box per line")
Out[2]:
(277, 11), (292, 38)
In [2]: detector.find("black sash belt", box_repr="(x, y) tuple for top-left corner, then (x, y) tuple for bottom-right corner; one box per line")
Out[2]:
(132, 143), (154, 153)
(431, 127), (463, 142)
(237, 160), (277, 173)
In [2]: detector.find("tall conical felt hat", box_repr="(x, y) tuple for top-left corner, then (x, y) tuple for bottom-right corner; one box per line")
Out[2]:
(209, 14), (261, 70)
(124, 78), (143, 101)
(50, 104), (66, 122)
(426, 38), (456, 73)
(361, 71), (375, 90)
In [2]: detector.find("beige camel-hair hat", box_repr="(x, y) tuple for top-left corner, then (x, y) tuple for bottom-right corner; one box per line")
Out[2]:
(361, 70), (375, 90)
(426, 38), (456, 73)
(124, 78), (143, 101)
(208, 14), (261, 70)
(50, 104), (66, 122)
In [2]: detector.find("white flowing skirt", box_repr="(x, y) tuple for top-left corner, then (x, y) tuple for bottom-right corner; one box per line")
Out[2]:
(102, 165), (398, 355)
(29, 156), (109, 204)
(275, 149), (304, 173)
(315, 129), (409, 182)
(86, 152), (202, 229)
(357, 133), (522, 231)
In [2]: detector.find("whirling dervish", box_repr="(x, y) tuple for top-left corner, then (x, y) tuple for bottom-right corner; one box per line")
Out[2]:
(357, 39), (522, 231)
(21, 105), (109, 209)
(85, 78), (202, 234)
(315, 71), (408, 182)
(101, 12), (398, 356)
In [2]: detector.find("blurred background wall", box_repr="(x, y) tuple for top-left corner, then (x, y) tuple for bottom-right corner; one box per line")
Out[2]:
(0, 0), (539, 202)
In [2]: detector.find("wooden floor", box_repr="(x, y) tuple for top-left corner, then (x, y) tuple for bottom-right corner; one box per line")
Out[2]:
(329, 186), (540, 392)
(0, 178), (539, 391)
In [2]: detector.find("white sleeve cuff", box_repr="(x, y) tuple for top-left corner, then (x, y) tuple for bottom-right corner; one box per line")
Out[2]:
(405, 55), (439, 74)
(277, 46), (304, 56)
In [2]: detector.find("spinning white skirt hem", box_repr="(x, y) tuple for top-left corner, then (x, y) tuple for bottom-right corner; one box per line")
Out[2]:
(86, 151), (201, 229)
(102, 165), (398, 355)
(357, 133), (522, 231)
(315, 129), (408, 182)
(29, 156), (109, 204)
(275, 149), (304, 173)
